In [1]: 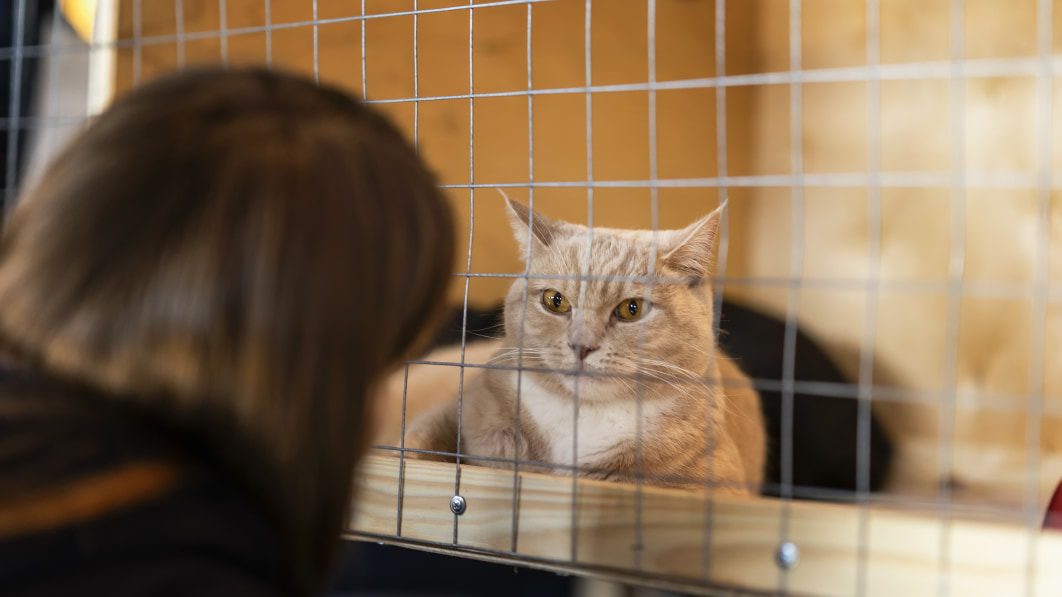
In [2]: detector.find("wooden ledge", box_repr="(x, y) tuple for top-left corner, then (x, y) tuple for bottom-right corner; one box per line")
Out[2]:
(348, 454), (1062, 595)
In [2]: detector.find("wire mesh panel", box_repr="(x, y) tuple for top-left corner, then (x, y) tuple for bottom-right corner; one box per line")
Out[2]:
(7, 0), (1062, 594)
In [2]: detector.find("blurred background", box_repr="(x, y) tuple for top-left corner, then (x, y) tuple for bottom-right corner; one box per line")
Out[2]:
(6, 0), (1062, 522)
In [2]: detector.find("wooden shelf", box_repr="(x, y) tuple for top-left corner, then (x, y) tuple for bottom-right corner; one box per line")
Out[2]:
(348, 454), (1062, 596)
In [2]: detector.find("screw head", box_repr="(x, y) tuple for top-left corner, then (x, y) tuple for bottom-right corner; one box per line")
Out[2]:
(775, 541), (799, 569)
(450, 495), (466, 515)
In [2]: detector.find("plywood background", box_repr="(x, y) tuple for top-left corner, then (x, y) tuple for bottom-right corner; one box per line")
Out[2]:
(111, 0), (1062, 505)
(113, 0), (755, 306)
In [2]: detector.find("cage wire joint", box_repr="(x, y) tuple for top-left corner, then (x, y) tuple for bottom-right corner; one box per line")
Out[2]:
(450, 495), (467, 516)
(775, 541), (799, 570)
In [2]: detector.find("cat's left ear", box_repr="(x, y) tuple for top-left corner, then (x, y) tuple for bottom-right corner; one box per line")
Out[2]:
(501, 191), (564, 259)
(662, 201), (726, 281)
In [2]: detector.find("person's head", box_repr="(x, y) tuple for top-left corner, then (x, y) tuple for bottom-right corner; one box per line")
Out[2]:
(0, 67), (454, 592)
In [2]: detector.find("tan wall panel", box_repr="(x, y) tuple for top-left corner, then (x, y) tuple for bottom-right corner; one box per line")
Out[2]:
(115, 0), (754, 307)
(112, 0), (1062, 502)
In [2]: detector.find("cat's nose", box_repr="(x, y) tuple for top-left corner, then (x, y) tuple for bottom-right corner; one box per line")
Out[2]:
(569, 343), (599, 361)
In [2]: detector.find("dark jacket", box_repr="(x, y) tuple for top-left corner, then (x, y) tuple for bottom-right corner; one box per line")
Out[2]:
(0, 366), (286, 596)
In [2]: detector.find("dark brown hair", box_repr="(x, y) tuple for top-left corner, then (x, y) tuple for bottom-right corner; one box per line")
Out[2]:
(0, 67), (454, 593)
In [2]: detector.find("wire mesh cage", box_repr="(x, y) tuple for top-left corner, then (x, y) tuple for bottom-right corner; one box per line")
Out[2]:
(5, 0), (1062, 594)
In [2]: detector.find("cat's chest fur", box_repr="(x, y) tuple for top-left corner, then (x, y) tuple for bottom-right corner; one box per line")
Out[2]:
(512, 372), (673, 467)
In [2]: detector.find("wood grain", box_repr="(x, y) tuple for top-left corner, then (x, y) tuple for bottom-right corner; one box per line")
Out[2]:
(350, 453), (1062, 596)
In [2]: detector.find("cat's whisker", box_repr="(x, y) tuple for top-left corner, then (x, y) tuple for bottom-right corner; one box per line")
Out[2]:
(637, 365), (701, 386)
(639, 357), (703, 374)
(468, 331), (504, 340)
(488, 355), (546, 365)
(486, 348), (549, 365)
(630, 368), (695, 395)
(629, 366), (737, 412)
(638, 359), (706, 381)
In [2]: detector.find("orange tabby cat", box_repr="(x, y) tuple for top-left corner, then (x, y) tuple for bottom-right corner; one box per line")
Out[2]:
(405, 199), (765, 494)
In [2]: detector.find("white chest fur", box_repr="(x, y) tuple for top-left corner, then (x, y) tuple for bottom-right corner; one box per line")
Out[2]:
(511, 372), (672, 467)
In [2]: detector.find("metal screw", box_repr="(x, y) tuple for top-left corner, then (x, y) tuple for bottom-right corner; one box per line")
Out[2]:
(775, 541), (799, 570)
(450, 495), (466, 515)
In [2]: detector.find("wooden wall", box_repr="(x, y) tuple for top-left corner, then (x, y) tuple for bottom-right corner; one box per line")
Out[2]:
(112, 0), (1062, 505)
(727, 0), (1062, 505)
(113, 0), (758, 306)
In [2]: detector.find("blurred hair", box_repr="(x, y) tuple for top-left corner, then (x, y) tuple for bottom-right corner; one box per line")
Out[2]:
(0, 67), (454, 594)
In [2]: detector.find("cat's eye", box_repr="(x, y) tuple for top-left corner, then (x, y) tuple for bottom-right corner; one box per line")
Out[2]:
(613, 298), (647, 322)
(541, 289), (572, 314)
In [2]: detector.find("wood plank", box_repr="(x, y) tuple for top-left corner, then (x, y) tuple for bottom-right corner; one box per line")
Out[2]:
(349, 453), (1062, 596)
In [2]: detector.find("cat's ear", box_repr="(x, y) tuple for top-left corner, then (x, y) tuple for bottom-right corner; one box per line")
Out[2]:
(502, 191), (562, 258)
(662, 201), (726, 281)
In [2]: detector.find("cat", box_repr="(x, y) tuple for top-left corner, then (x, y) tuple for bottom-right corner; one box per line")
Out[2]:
(392, 300), (896, 498)
(404, 198), (766, 494)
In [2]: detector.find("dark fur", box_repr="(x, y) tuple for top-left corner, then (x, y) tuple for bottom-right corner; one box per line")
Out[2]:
(433, 301), (894, 498)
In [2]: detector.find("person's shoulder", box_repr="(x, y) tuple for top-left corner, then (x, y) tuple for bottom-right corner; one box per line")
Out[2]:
(0, 463), (287, 597)
(0, 366), (289, 596)
(1, 548), (285, 596)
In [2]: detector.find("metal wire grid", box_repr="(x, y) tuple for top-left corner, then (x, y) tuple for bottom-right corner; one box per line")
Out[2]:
(4, 0), (29, 204)
(5, 6), (1062, 192)
(938, 0), (967, 590)
(1027, 0), (1054, 588)
(775, 0), (803, 589)
(0, 0), (1055, 594)
(855, 0), (880, 590)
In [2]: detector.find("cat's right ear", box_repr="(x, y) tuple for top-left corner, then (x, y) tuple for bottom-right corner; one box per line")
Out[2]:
(501, 192), (561, 259)
(662, 200), (725, 282)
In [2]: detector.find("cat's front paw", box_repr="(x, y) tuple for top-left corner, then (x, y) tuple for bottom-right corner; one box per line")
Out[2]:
(401, 427), (456, 464)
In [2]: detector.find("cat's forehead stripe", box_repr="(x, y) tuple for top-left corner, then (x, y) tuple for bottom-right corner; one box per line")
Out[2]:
(533, 232), (670, 306)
